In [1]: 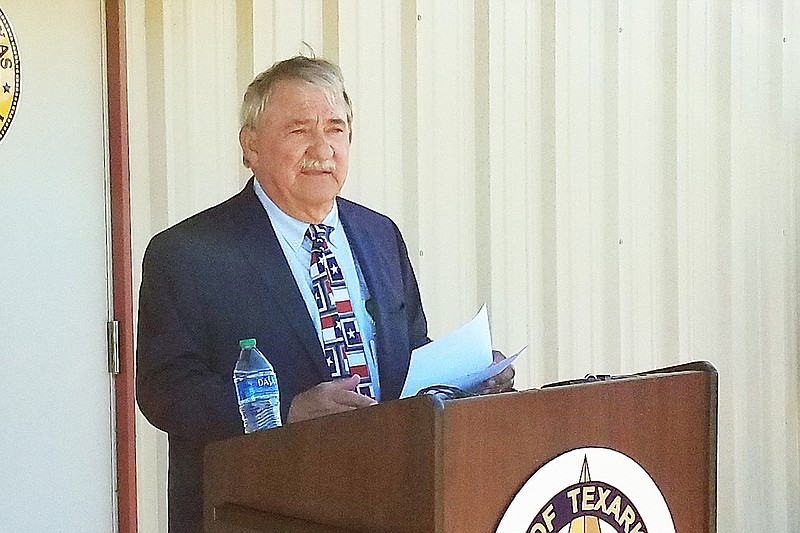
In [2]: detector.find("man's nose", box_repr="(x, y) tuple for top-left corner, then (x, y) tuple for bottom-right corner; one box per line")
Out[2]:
(307, 130), (334, 160)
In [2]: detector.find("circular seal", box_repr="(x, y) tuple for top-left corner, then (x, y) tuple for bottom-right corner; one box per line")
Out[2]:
(0, 6), (21, 144)
(497, 447), (675, 533)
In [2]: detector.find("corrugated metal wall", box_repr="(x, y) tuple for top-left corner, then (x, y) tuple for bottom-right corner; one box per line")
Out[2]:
(129, 1), (799, 531)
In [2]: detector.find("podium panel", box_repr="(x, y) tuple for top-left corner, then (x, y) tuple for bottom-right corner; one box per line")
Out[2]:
(205, 394), (443, 532)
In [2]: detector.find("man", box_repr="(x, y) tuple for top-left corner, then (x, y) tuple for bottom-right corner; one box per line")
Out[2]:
(136, 56), (513, 532)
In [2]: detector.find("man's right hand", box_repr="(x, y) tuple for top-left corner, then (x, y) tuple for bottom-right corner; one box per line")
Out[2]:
(286, 375), (377, 424)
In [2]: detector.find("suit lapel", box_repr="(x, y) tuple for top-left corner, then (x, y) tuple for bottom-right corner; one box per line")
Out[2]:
(337, 199), (398, 318)
(338, 199), (408, 398)
(231, 184), (330, 380)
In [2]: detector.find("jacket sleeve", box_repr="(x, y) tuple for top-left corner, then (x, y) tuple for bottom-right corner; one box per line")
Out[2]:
(135, 232), (243, 443)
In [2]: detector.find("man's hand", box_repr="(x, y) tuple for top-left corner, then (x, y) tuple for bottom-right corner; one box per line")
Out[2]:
(478, 350), (516, 394)
(287, 375), (377, 423)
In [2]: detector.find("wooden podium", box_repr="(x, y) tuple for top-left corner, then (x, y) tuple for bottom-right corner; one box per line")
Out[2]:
(204, 362), (717, 532)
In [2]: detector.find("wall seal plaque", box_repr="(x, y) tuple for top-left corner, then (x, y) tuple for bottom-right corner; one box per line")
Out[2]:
(0, 5), (21, 144)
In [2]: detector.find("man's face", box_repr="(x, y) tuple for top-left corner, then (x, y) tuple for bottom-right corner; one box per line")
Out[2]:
(240, 79), (351, 223)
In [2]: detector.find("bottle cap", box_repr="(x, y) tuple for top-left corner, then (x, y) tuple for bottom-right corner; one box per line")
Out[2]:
(239, 338), (257, 348)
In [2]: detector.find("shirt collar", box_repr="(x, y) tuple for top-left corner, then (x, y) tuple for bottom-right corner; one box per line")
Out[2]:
(253, 178), (340, 252)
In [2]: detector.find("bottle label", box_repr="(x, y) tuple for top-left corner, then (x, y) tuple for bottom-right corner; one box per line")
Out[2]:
(257, 374), (277, 388)
(235, 370), (278, 403)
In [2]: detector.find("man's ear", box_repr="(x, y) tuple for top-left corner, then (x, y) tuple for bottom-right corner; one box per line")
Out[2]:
(239, 126), (257, 166)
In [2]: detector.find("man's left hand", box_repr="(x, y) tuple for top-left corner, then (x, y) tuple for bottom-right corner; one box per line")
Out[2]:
(477, 350), (515, 394)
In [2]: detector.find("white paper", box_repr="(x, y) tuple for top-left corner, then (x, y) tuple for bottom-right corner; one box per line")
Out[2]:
(450, 350), (521, 392)
(400, 305), (521, 398)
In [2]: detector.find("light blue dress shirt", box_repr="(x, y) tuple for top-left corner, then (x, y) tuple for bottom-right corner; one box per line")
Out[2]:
(253, 179), (381, 400)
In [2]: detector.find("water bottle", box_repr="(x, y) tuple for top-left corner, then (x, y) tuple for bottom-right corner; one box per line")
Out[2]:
(233, 338), (282, 433)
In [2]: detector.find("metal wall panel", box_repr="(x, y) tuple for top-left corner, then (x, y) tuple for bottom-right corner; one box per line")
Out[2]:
(160, 0), (242, 222)
(337, 1), (406, 227)
(128, 1), (799, 531)
(252, 0), (323, 72)
(414, 1), (481, 335)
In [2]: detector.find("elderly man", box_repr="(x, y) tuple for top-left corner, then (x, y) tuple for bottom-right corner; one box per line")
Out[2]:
(136, 56), (513, 532)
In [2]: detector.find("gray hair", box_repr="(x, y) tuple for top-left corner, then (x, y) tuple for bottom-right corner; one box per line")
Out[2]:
(240, 55), (353, 130)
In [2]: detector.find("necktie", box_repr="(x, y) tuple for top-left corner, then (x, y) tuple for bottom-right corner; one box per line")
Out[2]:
(307, 224), (375, 398)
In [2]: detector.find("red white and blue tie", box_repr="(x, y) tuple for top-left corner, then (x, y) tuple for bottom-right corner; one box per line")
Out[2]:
(307, 224), (375, 398)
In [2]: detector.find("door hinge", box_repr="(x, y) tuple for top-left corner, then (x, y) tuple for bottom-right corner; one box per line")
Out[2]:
(107, 320), (120, 375)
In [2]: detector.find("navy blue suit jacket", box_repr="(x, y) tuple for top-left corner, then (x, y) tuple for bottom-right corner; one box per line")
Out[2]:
(136, 180), (430, 532)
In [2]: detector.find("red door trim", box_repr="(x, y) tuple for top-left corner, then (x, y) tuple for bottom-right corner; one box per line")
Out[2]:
(105, 1), (138, 531)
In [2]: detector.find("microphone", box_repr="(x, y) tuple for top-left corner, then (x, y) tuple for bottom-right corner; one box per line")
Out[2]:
(365, 298), (378, 324)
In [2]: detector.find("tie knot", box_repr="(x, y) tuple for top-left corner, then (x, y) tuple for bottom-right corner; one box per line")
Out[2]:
(307, 224), (333, 249)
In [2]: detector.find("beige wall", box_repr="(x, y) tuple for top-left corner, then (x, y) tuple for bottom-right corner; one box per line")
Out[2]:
(128, 1), (799, 531)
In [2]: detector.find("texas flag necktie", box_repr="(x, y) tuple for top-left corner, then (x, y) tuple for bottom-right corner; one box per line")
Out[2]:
(307, 224), (375, 398)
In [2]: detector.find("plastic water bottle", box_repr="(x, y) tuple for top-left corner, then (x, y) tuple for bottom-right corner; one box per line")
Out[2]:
(233, 338), (281, 433)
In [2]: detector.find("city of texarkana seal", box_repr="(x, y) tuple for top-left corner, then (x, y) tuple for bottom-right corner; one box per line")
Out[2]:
(496, 448), (675, 533)
(0, 5), (21, 144)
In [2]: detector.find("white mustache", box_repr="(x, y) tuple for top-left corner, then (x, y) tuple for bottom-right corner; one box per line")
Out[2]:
(301, 159), (336, 171)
